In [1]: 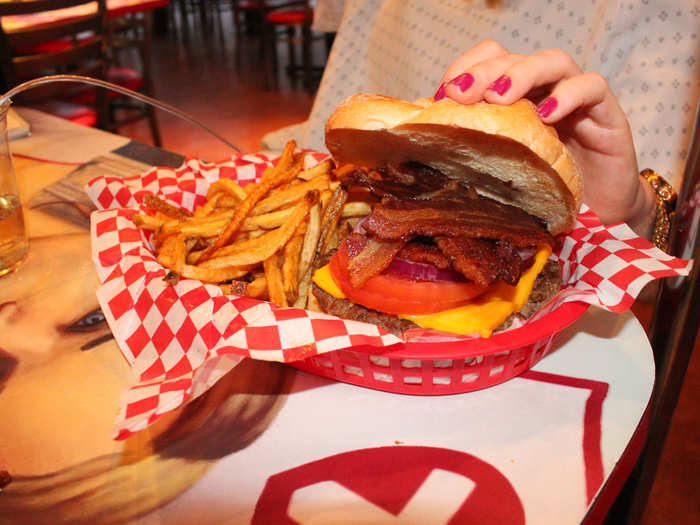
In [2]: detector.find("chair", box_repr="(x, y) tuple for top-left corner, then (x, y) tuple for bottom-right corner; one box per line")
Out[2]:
(258, 0), (316, 91)
(601, 101), (700, 523)
(0, 0), (109, 128)
(233, 0), (260, 33)
(60, 11), (162, 146)
(103, 11), (162, 146)
(232, 0), (262, 68)
(172, 0), (227, 33)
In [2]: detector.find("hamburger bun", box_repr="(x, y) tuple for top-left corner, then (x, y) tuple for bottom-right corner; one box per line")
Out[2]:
(325, 94), (582, 235)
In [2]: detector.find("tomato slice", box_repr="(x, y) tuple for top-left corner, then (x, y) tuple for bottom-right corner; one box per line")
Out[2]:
(329, 239), (488, 315)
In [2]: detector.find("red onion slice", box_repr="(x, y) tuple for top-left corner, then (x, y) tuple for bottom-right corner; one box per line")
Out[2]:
(518, 246), (537, 271)
(385, 258), (467, 283)
(348, 224), (541, 283)
(385, 245), (539, 283)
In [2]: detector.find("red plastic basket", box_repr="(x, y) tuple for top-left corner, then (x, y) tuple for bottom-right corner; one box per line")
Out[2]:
(291, 300), (589, 395)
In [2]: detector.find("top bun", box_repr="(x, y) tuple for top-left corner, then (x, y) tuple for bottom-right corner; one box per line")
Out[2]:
(325, 93), (582, 235)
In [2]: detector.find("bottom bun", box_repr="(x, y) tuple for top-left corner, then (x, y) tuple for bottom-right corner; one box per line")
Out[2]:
(312, 259), (562, 338)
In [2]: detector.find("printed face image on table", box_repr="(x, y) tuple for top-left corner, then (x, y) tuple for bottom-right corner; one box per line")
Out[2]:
(0, 231), (294, 523)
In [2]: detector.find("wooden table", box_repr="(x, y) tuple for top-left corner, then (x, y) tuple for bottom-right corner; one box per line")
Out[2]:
(1, 0), (170, 32)
(0, 108), (655, 525)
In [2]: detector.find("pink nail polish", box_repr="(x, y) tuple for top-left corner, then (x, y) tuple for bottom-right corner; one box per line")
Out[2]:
(434, 83), (447, 101)
(536, 97), (558, 118)
(448, 72), (474, 92)
(488, 75), (511, 96)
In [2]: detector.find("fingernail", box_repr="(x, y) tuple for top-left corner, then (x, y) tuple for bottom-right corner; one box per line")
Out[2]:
(447, 72), (475, 92)
(536, 97), (558, 118)
(488, 75), (511, 96)
(434, 83), (447, 101)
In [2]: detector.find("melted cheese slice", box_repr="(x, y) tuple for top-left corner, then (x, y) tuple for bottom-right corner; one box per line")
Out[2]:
(312, 246), (552, 338)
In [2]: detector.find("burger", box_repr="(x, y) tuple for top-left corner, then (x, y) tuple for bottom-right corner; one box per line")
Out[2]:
(311, 94), (582, 338)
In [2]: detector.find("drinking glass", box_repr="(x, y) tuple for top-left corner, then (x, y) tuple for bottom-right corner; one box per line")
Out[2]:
(0, 99), (28, 276)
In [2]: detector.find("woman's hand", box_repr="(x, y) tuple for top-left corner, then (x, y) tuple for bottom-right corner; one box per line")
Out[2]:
(435, 40), (656, 237)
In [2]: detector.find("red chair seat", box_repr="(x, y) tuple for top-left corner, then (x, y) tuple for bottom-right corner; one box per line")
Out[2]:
(266, 11), (311, 24)
(15, 35), (98, 56)
(106, 67), (144, 92)
(32, 100), (97, 127)
(15, 38), (74, 55)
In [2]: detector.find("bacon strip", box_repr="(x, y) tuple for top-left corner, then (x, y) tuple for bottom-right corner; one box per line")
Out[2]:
(345, 234), (406, 288)
(339, 163), (452, 200)
(340, 164), (555, 287)
(396, 241), (451, 269)
(435, 237), (522, 286)
(363, 197), (555, 248)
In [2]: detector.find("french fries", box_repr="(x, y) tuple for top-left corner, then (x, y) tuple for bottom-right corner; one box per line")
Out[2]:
(206, 178), (246, 202)
(197, 154), (304, 262)
(316, 186), (348, 262)
(252, 174), (330, 215)
(282, 231), (304, 299)
(143, 193), (192, 220)
(246, 276), (268, 298)
(133, 141), (370, 308)
(199, 192), (317, 267)
(297, 158), (332, 180)
(263, 254), (287, 307)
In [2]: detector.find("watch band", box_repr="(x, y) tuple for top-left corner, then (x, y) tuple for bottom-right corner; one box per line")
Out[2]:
(640, 168), (677, 252)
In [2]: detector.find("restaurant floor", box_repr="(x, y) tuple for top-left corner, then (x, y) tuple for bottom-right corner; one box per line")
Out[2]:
(115, 8), (699, 524)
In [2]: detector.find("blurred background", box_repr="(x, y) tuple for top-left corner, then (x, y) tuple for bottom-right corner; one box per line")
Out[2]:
(115, 1), (327, 159)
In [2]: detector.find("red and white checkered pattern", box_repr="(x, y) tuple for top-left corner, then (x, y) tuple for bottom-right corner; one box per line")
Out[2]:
(86, 153), (692, 439)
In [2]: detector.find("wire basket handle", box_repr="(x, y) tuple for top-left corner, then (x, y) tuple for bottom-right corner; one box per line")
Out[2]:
(0, 74), (241, 153)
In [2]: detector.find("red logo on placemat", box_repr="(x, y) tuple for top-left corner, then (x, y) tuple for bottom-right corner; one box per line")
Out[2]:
(252, 446), (524, 524)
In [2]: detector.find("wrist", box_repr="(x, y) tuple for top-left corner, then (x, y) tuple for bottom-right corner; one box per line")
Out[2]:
(626, 173), (658, 240)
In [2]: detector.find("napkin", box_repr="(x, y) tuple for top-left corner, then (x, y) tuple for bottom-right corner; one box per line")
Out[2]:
(86, 153), (692, 439)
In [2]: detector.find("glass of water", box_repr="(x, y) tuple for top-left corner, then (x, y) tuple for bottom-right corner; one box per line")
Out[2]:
(0, 99), (28, 277)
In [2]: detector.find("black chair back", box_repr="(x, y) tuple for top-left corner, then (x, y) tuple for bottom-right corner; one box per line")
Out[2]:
(0, 0), (108, 91)
(0, 0), (108, 126)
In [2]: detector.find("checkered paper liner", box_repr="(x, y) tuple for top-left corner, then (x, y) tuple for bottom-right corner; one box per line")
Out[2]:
(86, 153), (692, 439)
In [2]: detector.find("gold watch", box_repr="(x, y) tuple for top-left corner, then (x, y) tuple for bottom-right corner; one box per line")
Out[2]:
(640, 168), (677, 252)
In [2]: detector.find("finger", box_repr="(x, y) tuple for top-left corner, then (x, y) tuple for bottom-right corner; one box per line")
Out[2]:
(439, 39), (510, 84)
(441, 53), (524, 105)
(534, 72), (629, 130)
(482, 48), (583, 105)
(435, 39), (509, 99)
